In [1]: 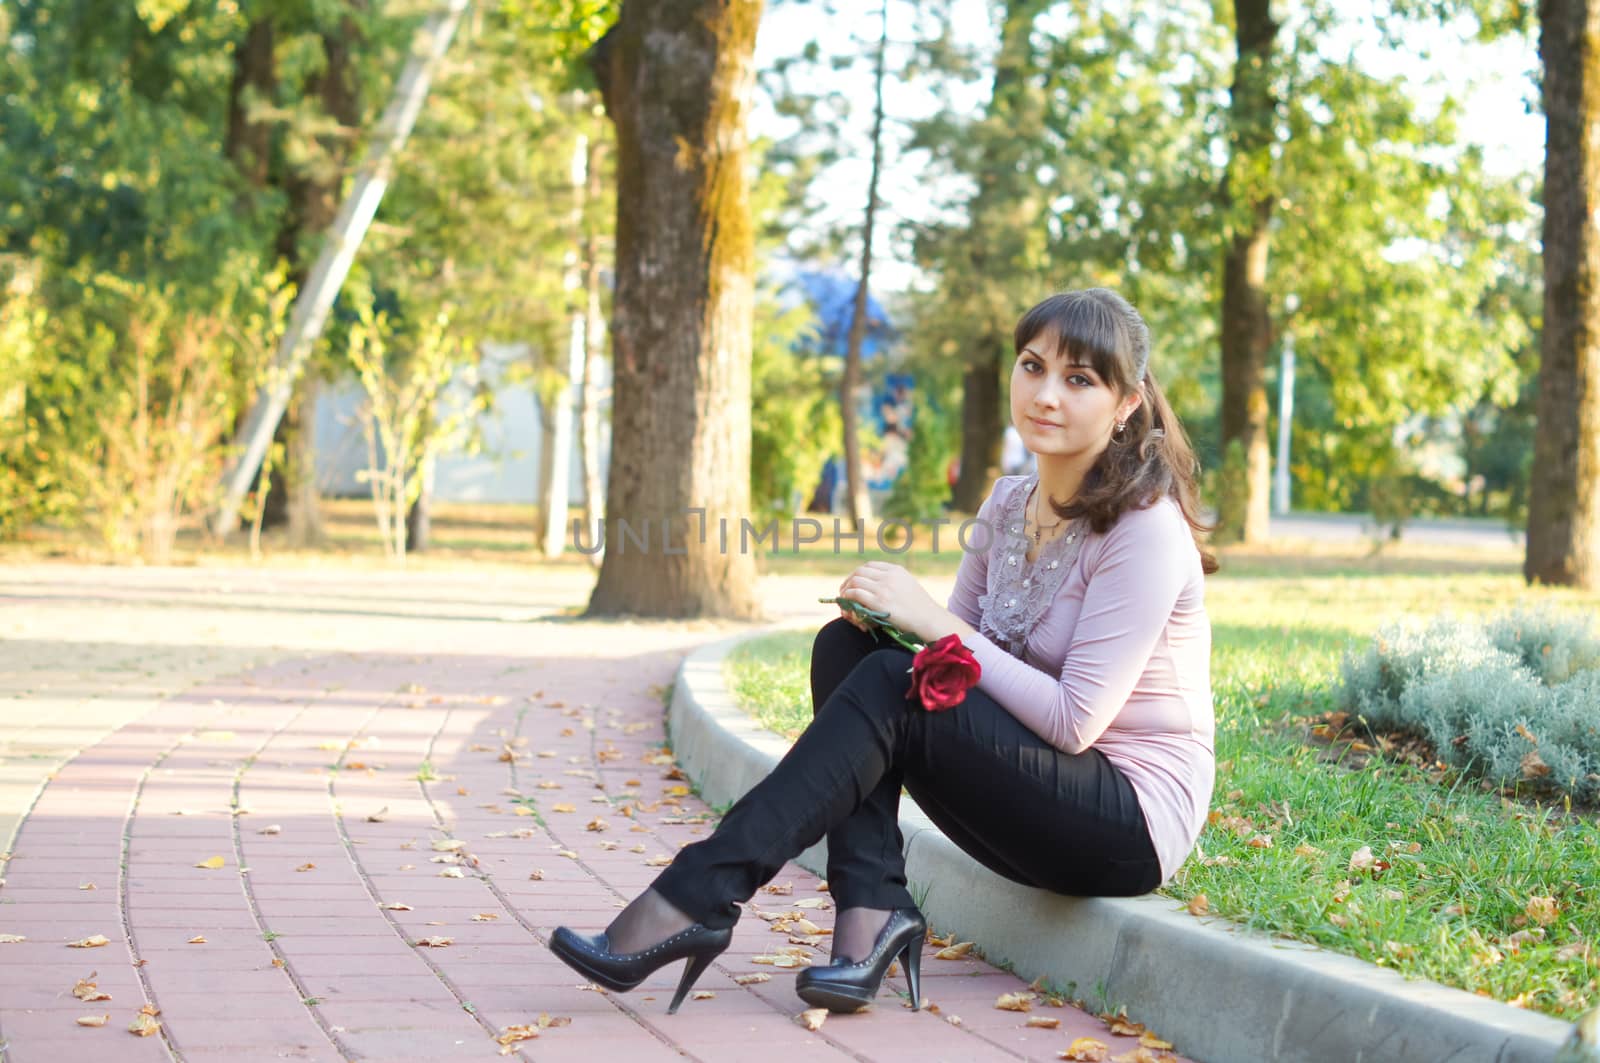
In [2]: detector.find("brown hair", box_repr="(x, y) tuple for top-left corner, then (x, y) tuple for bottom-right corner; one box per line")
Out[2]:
(1014, 288), (1218, 574)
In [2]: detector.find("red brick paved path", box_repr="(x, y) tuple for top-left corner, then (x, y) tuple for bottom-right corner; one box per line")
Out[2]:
(0, 566), (1188, 1062)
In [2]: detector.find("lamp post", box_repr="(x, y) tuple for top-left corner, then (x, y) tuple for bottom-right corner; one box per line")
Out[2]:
(1273, 294), (1299, 518)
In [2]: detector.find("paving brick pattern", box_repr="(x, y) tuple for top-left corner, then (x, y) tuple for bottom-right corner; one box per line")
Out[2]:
(0, 565), (1189, 1062)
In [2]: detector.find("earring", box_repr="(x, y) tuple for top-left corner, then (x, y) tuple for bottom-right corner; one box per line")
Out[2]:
(1113, 420), (1128, 441)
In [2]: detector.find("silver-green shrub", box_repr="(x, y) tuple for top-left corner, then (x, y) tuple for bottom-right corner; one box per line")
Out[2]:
(1338, 608), (1600, 801)
(1485, 607), (1600, 685)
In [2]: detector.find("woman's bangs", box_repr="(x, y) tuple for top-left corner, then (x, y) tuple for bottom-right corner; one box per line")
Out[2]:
(1014, 293), (1127, 386)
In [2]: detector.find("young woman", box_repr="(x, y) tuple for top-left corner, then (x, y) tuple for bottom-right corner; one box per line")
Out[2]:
(551, 287), (1217, 1016)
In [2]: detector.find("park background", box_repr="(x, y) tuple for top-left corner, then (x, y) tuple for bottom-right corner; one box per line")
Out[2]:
(3, 0), (1600, 1045)
(4, 0), (1594, 584)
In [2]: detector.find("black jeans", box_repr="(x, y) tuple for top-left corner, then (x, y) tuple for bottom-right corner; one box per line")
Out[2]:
(654, 618), (1161, 928)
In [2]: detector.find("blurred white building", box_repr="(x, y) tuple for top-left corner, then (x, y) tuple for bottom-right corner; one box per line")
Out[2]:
(313, 341), (608, 505)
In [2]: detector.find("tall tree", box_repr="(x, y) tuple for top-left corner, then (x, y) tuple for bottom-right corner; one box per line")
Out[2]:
(1216, 0), (1279, 543)
(268, 3), (368, 546)
(1527, 0), (1600, 587)
(584, 0), (764, 619)
(840, 1), (891, 528)
(931, 0), (1051, 513)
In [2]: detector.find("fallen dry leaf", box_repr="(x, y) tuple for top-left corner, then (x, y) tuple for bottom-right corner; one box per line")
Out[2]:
(733, 973), (771, 985)
(1520, 750), (1551, 779)
(259, 825), (282, 835)
(557, 849), (579, 860)
(1139, 1031), (1174, 1050)
(1026, 1016), (1061, 1029)
(439, 867), (465, 878)
(529, 870), (545, 881)
(75, 1015), (110, 1027)
(381, 902), (413, 911)
(128, 1009), (161, 1037)
(793, 897), (831, 910)
(1348, 846), (1376, 873)
(1186, 894), (1210, 917)
(1293, 843), (1323, 858)
(797, 1008), (828, 1031)
(1109, 1049), (1170, 1063)
(1060, 1038), (1110, 1062)
(295, 863), (315, 873)
(471, 913), (499, 922)
(551, 803), (577, 814)
(690, 990), (716, 1001)
(496, 1025), (539, 1048)
(751, 952), (812, 968)
(1525, 896), (1559, 926)
(587, 818), (609, 832)
(763, 882), (794, 896)
(1247, 833), (1274, 849)
(995, 992), (1034, 1012)
(1103, 1016), (1147, 1037)
(644, 855), (673, 867)
(367, 807), (389, 823)
(187, 935), (206, 944)
(935, 941), (976, 960)
(0, 934), (25, 944)
(68, 936), (110, 949)
(431, 840), (465, 853)
(79, 882), (96, 891)
(415, 936), (453, 948)
(73, 975), (111, 1002)
(194, 856), (225, 870)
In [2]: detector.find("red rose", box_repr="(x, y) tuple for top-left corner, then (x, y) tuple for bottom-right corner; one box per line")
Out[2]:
(906, 634), (981, 712)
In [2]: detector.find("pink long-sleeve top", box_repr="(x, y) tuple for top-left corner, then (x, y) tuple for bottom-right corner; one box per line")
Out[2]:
(947, 474), (1215, 884)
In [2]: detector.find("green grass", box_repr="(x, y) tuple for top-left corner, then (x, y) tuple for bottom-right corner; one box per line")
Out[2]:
(725, 550), (1600, 1021)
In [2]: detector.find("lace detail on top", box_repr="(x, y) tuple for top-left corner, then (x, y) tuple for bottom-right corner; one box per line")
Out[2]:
(977, 476), (1087, 659)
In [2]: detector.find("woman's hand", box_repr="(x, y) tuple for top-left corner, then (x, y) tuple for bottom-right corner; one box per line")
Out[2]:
(837, 562), (950, 643)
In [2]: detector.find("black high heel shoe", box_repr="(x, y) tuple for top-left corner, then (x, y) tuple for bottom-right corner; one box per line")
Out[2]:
(794, 907), (925, 1013)
(549, 923), (733, 1014)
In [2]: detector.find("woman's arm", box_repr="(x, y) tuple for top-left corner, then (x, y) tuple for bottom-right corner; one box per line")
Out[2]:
(835, 482), (1002, 642)
(958, 502), (1194, 752)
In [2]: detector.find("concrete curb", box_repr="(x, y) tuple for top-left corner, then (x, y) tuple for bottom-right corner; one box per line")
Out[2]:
(668, 629), (1572, 1063)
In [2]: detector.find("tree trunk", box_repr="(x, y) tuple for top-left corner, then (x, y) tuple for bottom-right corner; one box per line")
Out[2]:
(405, 455), (433, 554)
(953, 348), (1002, 513)
(533, 389), (559, 549)
(269, 8), (364, 540)
(286, 377), (324, 546)
(841, 2), (890, 529)
(537, 130), (593, 559)
(225, 17), (276, 191)
(1217, 0), (1278, 545)
(579, 135), (608, 569)
(213, 0), (468, 535)
(951, 0), (1048, 514)
(1527, 0), (1600, 588)
(584, 0), (763, 619)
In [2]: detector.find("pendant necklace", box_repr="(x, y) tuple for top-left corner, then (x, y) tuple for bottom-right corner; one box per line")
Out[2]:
(1030, 487), (1065, 546)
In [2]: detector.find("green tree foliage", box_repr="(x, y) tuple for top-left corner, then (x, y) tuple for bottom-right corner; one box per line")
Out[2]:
(0, 0), (615, 546)
(903, 0), (1537, 521)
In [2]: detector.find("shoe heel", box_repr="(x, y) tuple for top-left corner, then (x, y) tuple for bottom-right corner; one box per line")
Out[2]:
(902, 938), (923, 1011)
(667, 949), (719, 1015)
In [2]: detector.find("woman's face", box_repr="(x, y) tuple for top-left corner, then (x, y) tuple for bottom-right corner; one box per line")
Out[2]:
(1009, 331), (1139, 466)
